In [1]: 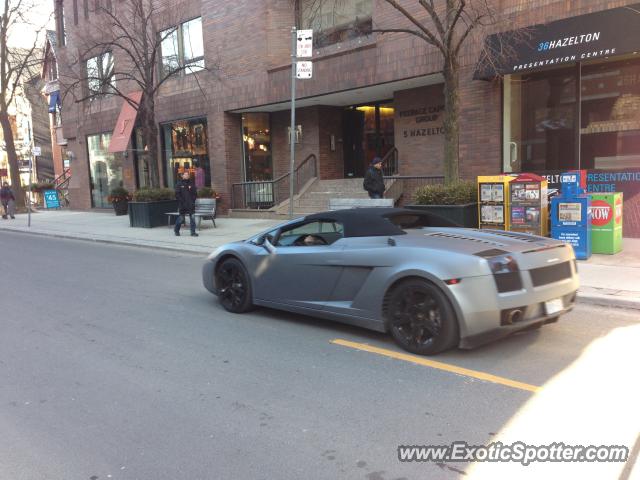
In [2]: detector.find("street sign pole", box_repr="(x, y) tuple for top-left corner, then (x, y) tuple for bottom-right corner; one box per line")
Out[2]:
(28, 155), (33, 227)
(289, 26), (297, 219)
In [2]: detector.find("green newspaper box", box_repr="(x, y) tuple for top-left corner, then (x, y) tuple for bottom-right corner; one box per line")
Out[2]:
(589, 192), (623, 254)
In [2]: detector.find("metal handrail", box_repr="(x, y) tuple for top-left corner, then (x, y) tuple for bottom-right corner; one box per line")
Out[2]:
(232, 154), (317, 209)
(383, 175), (445, 206)
(381, 147), (398, 176)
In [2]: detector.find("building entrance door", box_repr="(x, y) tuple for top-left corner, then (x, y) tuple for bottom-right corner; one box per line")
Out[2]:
(343, 103), (395, 178)
(343, 108), (365, 177)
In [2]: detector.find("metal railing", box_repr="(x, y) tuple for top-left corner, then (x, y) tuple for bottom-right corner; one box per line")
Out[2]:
(232, 154), (317, 209)
(53, 167), (72, 207)
(381, 147), (399, 176)
(383, 175), (445, 206)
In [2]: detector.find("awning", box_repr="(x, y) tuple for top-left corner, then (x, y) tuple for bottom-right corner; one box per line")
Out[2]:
(108, 91), (143, 153)
(475, 3), (640, 80)
(48, 91), (61, 113)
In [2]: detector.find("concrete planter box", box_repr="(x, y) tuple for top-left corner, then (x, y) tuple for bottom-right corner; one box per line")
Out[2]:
(406, 203), (478, 228)
(128, 200), (178, 228)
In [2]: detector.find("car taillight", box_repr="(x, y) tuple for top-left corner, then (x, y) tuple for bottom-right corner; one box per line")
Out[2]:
(488, 255), (519, 274)
(488, 255), (523, 293)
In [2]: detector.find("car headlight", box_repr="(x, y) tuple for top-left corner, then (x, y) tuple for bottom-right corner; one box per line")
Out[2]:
(488, 255), (519, 274)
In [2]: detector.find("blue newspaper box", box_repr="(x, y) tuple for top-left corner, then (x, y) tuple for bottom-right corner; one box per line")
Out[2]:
(550, 172), (591, 260)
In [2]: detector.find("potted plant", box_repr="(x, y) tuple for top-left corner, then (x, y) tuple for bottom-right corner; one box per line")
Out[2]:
(107, 187), (131, 216)
(196, 187), (221, 201)
(408, 181), (478, 228)
(29, 182), (56, 207)
(128, 187), (178, 228)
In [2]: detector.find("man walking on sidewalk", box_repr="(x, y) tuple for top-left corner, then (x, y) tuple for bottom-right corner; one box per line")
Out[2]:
(1, 182), (16, 219)
(174, 172), (198, 237)
(363, 157), (385, 199)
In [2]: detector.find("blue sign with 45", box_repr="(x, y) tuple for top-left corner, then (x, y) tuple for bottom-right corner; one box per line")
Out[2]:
(44, 190), (60, 209)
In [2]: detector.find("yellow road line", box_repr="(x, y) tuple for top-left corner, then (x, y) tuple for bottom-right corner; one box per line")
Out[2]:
(331, 339), (540, 393)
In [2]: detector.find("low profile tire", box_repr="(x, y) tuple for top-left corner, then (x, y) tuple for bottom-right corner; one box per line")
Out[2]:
(386, 279), (459, 355)
(215, 258), (253, 313)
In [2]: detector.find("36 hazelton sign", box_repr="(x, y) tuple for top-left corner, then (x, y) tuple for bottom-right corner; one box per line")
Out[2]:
(475, 3), (640, 79)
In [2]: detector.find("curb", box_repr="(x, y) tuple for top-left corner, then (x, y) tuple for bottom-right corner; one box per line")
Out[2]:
(0, 227), (210, 256)
(577, 293), (640, 311)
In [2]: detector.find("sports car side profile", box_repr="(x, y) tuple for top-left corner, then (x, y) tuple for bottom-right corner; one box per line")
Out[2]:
(203, 208), (579, 355)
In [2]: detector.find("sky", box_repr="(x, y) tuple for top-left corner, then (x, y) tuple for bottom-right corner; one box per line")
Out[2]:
(7, 0), (54, 49)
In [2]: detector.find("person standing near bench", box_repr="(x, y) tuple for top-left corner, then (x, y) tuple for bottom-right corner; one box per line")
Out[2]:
(174, 171), (198, 237)
(363, 157), (385, 199)
(1, 182), (16, 219)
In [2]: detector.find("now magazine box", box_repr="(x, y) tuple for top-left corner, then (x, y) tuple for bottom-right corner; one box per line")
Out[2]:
(590, 193), (623, 254)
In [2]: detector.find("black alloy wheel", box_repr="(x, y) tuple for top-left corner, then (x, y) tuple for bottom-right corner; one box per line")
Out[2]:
(387, 279), (458, 355)
(215, 258), (253, 313)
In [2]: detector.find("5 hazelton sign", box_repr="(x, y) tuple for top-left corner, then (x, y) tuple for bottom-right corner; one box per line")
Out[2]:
(475, 3), (640, 78)
(400, 105), (445, 138)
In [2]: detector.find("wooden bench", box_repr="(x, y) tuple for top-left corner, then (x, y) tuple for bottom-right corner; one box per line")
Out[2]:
(166, 198), (217, 230)
(328, 198), (394, 210)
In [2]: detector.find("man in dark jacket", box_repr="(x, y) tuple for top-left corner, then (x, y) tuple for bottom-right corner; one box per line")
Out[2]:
(174, 172), (198, 236)
(363, 157), (385, 199)
(1, 182), (16, 219)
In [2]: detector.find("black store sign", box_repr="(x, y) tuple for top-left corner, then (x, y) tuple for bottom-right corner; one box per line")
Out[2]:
(475, 3), (640, 79)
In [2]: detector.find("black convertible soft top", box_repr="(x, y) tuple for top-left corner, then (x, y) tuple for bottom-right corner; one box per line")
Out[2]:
(304, 208), (458, 238)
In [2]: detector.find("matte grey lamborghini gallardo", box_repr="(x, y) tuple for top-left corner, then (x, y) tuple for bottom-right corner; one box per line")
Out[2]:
(202, 208), (579, 355)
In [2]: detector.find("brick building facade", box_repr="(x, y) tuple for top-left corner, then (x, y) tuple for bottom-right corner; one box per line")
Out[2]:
(55, 0), (640, 235)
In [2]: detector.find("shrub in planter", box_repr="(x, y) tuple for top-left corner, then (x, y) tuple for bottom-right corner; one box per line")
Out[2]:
(129, 188), (177, 228)
(132, 187), (175, 202)
(107, 187), (131, 216)
(409, 181), (478, 227)
(196, 187), (221, 200)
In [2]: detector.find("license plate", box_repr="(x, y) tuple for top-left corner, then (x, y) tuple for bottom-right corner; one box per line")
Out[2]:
(544, 298), (564, 315)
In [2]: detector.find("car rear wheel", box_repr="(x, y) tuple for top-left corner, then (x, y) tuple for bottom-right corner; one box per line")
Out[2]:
(387, 279), (459, 355)
(215, 258), (253, 313)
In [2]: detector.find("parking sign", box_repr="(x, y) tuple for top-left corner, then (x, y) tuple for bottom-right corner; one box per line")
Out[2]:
(296, 29), (313, 58)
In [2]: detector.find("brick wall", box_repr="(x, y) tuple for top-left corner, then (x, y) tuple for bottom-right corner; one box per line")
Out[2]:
(57, 0), (640, 230)
(394, 85), (445, 176)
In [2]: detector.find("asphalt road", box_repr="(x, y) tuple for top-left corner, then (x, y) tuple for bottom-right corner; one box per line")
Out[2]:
(1, 231), (638, 480)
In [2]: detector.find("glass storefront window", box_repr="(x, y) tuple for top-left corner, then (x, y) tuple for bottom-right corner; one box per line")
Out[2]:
(162, 118), (210, 188)
(580, 58), (640, 169)
(242, 113), (272, 182)
(87, 133), (122, 208)
(503, 68), (577, 173)
(300, 0), (372, 48)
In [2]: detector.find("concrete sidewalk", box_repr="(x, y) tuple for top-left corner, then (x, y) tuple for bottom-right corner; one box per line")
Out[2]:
(1, 209), (639, 310)
(0, 209), (282, 254)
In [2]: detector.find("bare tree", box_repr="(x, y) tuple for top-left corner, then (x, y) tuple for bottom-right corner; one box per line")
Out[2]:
(0, 0), (46, 209)
(300, 0), (526, 184)
(62, 0), (214, 188)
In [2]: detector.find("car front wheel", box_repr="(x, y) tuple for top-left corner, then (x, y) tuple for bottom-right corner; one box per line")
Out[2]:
(215, 258), (253, 313)
(386, 279), (459, 355)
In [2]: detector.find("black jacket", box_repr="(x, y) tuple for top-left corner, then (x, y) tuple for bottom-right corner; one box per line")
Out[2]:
(363, 166), (385, 195)
(175, 179), (197, 214)
(0, 186), (15, 204)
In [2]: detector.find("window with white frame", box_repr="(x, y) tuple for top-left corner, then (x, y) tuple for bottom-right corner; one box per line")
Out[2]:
(160, 17), (204, 78)
(86, 52), (115, 97)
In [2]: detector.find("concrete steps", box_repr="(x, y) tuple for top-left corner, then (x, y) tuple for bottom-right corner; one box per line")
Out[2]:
(229, 177), (398, 219)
